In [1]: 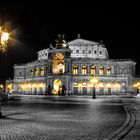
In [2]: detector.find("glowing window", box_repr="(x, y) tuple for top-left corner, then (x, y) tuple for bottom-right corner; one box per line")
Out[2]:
(107, 66), (111, 75)
(73, 65), (78, 75)
(40, 67), (44, 76)
(82, 65), (87, 75)
(31, 69), (34, 77)
(99, 66), (104, 75)
(57, 62), (64, 74)
(91, 65), (96, 75)
(35, 68), (38, 76)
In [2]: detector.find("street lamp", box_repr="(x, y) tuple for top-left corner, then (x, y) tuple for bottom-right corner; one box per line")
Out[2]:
(90, 77), (99, 99)
(0, 26), (10, 118)
(0, 26), (9, 53)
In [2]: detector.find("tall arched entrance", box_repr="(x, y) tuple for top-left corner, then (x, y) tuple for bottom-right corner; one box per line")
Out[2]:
(53, 79), (62, 95)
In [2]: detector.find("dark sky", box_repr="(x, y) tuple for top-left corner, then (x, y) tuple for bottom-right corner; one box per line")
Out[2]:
(0, 2), (140, 83)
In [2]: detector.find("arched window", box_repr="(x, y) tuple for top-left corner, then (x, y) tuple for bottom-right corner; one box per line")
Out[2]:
(40, 67), (44, 76)
(53, 53), (65, 74)
(57, 62), (65, 74)
(107, 66), (111, 75)
(73, 65), (78, 75)
(99, 66), (104, 75)
(91, 65), (96, 75)
(35, 68), (38, 76)
(82, 65), (87, 75)
(31, 69), (34, 77)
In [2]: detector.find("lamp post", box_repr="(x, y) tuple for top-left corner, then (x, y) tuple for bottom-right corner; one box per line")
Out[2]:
(0, 27), (9, 53)
(0, 26), (10, 118)
(90, 77), (98, 99)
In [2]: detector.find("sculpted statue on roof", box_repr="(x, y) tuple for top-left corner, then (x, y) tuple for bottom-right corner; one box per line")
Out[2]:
(55, 34), (67, 48)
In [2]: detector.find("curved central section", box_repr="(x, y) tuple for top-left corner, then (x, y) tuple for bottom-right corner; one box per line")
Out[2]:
(53, 79), (62, 95)
(53, 53), (65, 74)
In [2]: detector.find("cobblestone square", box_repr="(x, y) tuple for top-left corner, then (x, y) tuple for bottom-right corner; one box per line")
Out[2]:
(0, 95), (130, 140)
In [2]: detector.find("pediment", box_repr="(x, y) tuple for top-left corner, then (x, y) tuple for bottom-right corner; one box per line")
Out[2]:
(68, 38), (98, 46)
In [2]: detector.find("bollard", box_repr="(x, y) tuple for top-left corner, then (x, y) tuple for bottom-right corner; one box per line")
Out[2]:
(92, 87), (96, 99)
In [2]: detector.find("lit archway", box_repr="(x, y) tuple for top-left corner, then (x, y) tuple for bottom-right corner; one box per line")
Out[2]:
(53, 79), (62, 95)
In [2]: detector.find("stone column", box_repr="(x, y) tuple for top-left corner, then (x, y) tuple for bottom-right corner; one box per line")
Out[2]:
(79, 64), (82, 75)
(96, 64), (99, 75)
(50, 61), (53, 74)
(68, 60), (72, 74)
(88, 63), (90, 75)
(38, 67), (40, 77)
(48, 61), (52, 74)
(65, 61), (69, 74)
(104, 65), (107, 76)
(13, 82), (18, 93)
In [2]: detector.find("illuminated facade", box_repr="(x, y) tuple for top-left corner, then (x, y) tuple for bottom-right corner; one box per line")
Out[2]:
(8, 35), (138, 95)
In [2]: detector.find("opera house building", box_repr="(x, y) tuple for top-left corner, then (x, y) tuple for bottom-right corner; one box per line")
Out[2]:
(5, 35), (140, 95)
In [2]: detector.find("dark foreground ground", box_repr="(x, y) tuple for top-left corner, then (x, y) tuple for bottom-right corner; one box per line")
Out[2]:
(0, 95), (140, 140)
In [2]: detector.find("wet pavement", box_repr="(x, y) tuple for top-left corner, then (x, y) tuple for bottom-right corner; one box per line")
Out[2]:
(0, 95), (129, 140)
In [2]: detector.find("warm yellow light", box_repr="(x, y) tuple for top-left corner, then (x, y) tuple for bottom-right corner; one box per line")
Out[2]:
(78, 83), (82, 87)
(73, 65), (78, 75)
(98, 83), (104, 87)
(91, 65), (96, 75)
(107, 83), (111, 88)
(82, 65), (87, 75)
(27, 84), (31, 88)
(74, 82), (78, 86)
(0, 84), (4, 89)
(39, 83), (44, 88)
(6, 84), (13, 93)
(40, 67), (44, 76)
(114, 83), (120, 88)
(53, 79), (62, 94)
(137, 82), (140, 87)
(133, 82), (140, 88)
(83, 82), (86, 86)
(88, 84), (92, 87)
(90, 77), (98, 84)
(33, 83), (36, 88)
(0, 85), (3, 87)
(0, 26), (10, 53)
(1, 32), (9, 42)
(133, 84), (136, 88)
(7, 84), (11, 88)
(99, 66), (104, 75)
(54, 53), (64, 60)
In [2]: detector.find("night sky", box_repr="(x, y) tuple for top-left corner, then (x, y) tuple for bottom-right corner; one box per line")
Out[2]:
(0, 2), (140, 83)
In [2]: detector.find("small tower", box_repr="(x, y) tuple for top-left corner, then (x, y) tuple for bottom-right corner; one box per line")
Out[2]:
(77, 33), (81, 39)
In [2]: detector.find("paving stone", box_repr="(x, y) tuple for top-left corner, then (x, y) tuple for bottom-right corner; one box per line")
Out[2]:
(0, 96), (127, 140)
